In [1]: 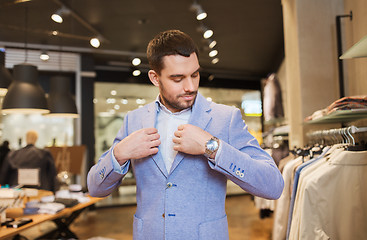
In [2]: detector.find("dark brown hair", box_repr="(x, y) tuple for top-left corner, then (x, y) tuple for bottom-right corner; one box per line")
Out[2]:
(147, 30), (199, 75)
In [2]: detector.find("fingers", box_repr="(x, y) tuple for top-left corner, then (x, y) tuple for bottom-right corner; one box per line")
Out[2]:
(144, 127), (158, 135)
(174, 131), (181, 138)
(147, 133), (160, 141)
(150, 139), (161, 148)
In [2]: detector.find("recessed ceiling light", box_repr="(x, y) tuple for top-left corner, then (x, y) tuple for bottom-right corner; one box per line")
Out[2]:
(132, 58), (141, 66)
(211, 58), (219, 64)
(133, 70), (141, 76)
(209, 50), (218, 57)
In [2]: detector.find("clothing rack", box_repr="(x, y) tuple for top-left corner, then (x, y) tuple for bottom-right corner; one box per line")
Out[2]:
(307, 125), (367, 145)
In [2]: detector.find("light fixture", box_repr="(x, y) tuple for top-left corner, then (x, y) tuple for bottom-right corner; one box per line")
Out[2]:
(2, 64), (49, 114)
(40, 51), (50, 61)
(211, 58), (219, 64)
(190, 2), (207, 21)
(0, 51), (13, 96)
(121, 99), (128, 104)
(47, 76), (78, 118)
(132, 69), (141, 76)
(51, 6), (70, 24)
(209, 49), (218, 57)
(90, 37), (101, 48)
(208, 39), (217, 49)
(197, 25), (214, 39)
(203, 29), (213, 39)
(132, 57), (141, 66)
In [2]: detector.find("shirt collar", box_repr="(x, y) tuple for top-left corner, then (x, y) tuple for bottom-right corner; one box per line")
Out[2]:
(155, 95), (192, 115)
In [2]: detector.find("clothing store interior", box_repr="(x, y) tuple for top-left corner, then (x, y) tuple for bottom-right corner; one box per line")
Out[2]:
(0, 0), (366, 239)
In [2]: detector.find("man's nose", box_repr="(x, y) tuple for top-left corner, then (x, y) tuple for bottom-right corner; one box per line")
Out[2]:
(183, 78), (195, 92)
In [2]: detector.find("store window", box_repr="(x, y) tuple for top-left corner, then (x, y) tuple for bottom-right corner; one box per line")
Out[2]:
(94, 82), (263, 163)
(0, 112), (75, 149)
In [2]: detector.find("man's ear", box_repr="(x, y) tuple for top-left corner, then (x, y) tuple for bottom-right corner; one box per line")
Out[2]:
(148, 70), (159, 87)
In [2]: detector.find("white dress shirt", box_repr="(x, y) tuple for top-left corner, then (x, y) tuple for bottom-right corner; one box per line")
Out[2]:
(155, 100), (191, 173)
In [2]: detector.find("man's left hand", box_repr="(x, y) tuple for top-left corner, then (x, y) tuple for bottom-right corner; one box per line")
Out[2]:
(173, 124), (212, 155)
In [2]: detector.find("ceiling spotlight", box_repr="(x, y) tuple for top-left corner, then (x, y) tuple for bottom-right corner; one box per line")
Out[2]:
(90, 37), (101, 48)
(208, 39), (217, 49)
(132, 57), (141, 66)
(52, 31), (58, 36)
(203, 29), (213, 39)
(209, 49), (218, 57)
(190, 2), (207, 21)
(51, 6), (70, 24)
(133, 69), (141, 76)
(40, 51), (50, 61)
(197, 25), (214, 39)
(211, 58), (219, 64)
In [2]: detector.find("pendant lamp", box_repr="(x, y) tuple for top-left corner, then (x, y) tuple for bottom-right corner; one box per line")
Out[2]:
(0, 51), (13, 96)
(2, 63), (49, 114)
(47, 75), (78, 118)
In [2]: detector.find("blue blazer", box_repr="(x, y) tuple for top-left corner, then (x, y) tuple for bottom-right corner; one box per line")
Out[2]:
(88, 93), (284, 240)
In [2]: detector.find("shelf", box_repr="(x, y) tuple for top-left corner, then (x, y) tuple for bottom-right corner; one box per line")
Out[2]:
(304, 109), (367, 124)
(340, 34), (367, 59)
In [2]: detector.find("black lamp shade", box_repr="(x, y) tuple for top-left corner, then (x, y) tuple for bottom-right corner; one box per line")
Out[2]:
(0, 51), (13, 93)
(0, 66), (12, 89)
(47, 76), (78, 118)
(2, 63), (49, 114)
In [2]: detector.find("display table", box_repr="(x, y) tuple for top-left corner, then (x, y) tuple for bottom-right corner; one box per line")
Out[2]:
(0, 195), (103, 239)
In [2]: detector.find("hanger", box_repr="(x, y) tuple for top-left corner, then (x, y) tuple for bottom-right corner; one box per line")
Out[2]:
(346, 126), (367, 151)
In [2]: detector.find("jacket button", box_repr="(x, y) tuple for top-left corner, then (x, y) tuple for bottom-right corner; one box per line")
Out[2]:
(167, 182), (173, 188)
(162, 213), (165, 218)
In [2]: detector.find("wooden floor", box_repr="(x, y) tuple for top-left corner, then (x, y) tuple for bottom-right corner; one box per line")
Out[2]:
(69, 194), (274, 240)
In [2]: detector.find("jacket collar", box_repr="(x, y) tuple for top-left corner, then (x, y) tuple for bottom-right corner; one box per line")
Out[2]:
(142, 92), (212, 177)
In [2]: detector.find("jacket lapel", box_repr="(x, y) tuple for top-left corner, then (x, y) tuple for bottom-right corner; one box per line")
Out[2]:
(169, 93), (212, 174)
(142, 102), (169, 178)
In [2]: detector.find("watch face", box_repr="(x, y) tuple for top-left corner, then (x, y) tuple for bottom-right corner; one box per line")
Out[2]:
(207, 139), (219, 151)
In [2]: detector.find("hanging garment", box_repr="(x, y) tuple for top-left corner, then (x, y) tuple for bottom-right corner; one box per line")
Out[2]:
(285, 146), (331, 239)
(272, 156), (303, 240)
(263, 74), (284, 122)
(297, 150), (367, 240)
(288, 145), (345, 240)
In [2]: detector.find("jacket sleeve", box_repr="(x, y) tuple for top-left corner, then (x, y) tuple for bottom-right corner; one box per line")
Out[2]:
(87, 114), (131, 197)
(45, 151), (57, 192)
(210, 108), (284, 200)
(0, 154), (11, 185)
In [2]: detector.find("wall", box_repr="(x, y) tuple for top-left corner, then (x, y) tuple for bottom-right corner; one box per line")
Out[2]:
(343, 0), (367, 95)
(281, 0), (344, 147)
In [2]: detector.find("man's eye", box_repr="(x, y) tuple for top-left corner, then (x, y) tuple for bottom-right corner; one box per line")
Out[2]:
(172, 78), (183, 82)
(192, 73), (199, 78)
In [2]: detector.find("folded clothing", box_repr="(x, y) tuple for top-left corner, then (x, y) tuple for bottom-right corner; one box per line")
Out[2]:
(327, 95), (367, 114)
(55, 198), (79, 208)
(38, 202), (65, 214)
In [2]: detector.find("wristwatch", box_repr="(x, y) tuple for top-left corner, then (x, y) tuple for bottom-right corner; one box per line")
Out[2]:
(204, 136), (220, 158)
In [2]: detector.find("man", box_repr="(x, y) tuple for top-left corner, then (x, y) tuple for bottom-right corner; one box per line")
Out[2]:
(88, 30), (284, 240)
(0, 130), (57, 192)
(0, 140), (10, 170)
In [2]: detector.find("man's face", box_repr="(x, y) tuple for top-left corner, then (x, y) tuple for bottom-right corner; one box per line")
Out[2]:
(149, 52), (200, 113)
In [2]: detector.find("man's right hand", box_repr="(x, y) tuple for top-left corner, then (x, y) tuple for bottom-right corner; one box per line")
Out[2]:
(113, 128), (160, 165)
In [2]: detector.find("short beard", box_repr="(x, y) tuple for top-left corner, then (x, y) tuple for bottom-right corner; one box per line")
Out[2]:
(160, 91), (197, 112)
